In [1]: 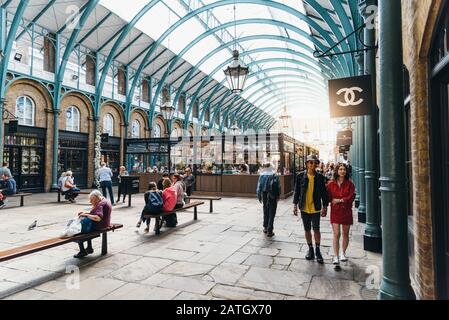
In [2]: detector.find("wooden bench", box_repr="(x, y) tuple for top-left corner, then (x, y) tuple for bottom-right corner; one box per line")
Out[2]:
(56, 189), (90, 203)
(0, 223), (123, 263)
(6, 193), (33, 207)
(143, 201), (204, 235)
(185, 196), (222, 213)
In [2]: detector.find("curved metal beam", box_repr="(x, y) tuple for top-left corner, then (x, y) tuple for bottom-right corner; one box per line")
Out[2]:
(95, 0), (160, 118)
(170, 20), (342, 111)
(127, 0), (353, 129)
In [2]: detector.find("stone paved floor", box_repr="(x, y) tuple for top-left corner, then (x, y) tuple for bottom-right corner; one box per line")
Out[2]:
(0, 190), (381, 300)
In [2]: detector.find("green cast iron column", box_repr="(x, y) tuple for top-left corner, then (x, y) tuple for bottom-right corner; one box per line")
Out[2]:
(378, 0), (415, 300)
(356, 52), (366, 222)
(361, 0), (382, 253)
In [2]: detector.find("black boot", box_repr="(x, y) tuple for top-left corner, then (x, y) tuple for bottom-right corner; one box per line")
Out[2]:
(305, 246), (315, 260)
(315, 246), (324, 264)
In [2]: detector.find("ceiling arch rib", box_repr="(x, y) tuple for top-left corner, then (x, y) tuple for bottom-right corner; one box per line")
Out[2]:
(149, 19), (334, 130)
(127, 0), (355, 129)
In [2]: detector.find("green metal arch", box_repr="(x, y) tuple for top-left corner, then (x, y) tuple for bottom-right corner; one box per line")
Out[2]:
(127, 0), (354, 129)
(96, 0), (160, 119)
(170, 19), (343, 111)
(184, 46), (333, 129)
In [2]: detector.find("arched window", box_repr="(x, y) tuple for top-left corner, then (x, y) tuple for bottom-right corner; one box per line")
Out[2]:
(65, 106), (80, 132)
(131, 119), (140, 138)
(103, 113), (114, 136)
(153, 124), (162, 138)
(15, 96), (35, 126)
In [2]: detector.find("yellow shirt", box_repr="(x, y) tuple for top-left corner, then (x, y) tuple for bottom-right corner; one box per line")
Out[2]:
(303, 174), (319, 214)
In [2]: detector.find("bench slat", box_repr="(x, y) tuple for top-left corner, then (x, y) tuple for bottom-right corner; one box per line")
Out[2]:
(186, 196), (222, 200)
(143, 201), (204, 218)
(0, 224), (123, 262)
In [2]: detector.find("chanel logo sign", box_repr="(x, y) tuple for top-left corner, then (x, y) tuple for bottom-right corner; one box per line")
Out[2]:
(329, 75), (373, 118)
(336, 87), (364, 107)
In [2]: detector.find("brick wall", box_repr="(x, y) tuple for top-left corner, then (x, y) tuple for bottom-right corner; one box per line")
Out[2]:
(401, 0), (444, 300)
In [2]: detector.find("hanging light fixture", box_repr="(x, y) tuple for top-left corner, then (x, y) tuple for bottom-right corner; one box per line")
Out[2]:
(231, 121), (239, 135)
(279, 105), (291, 130)
(223, 2), (249, 94)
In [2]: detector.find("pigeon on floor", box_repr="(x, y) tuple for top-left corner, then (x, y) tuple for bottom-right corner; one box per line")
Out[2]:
(28, 220), (37, 230)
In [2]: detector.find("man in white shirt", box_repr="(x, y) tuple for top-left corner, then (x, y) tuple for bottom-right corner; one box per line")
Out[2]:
(97, 162), (115, 205)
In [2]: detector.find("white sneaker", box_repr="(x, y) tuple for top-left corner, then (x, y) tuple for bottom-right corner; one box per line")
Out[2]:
(332, 256), (340, 265)
(340, 253), (348, 262)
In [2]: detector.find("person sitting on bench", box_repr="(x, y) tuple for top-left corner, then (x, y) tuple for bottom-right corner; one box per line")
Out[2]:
(61, 171), (80, 203)
(0, 173), (17, 209)
(136, 182), (163, 232)
(74, 190), (112, 259)
(162, 178), (178, 228)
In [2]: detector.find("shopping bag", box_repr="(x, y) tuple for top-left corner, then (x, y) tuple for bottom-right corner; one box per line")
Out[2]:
(60, 217), (82, 238)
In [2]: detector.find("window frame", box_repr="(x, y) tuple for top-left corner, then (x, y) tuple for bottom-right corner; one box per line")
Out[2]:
(15, 96), (35, 127)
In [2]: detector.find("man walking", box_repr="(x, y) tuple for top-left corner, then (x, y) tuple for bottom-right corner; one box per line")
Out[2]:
(293, 155), (329, 264)
(97, 162), (115, 205)
(257, 163), (281, 238)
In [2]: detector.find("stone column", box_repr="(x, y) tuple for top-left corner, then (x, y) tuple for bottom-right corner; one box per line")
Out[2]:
(361, 0), (382, 253)
(378, 0), (415, 300)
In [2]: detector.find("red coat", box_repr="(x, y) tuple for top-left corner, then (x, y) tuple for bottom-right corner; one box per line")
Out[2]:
(327, 179), (356, 225)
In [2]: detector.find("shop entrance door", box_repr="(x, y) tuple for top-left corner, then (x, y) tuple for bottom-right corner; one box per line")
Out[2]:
(101, 151), (119, 185)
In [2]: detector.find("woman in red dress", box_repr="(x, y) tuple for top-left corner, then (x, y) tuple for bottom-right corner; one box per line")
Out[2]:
(327, 163), (355, 266)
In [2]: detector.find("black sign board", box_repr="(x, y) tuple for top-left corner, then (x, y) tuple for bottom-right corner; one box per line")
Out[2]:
(337, 130), (353, 146)
(121, 176), (140, 195)
(329, 75), (373, 118)
(100, 133), (109, 143)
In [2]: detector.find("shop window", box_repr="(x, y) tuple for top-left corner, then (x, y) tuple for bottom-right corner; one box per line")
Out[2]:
(16, 96), (35, 126)
(154, 124), (162, 138)
(103, 113), (114, 136)
(131, 120), (140, 138)
(66, 106), (80, 132)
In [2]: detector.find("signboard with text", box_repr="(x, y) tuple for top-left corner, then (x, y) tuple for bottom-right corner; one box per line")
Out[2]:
(329, 75), (373, 118)
(337, 130), (353, 146)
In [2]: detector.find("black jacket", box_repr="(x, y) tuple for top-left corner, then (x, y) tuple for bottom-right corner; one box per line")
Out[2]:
(293, 171), (329, 212)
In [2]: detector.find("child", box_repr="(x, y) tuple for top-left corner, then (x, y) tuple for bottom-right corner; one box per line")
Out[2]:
(136, 182), (163, 232)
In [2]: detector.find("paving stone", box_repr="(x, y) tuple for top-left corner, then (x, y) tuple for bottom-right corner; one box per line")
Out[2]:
(242, 255), (273, 268)
(174, 292), (214, 300)
(4, 288), (50, 300)
(270, 264), (287, 271)
(205, 264), (248, 285)
(238, 245), (260, 254)
(93, 253), (141, 270)
(237, 267), (311, 297)
(110, 257), (173, 282)
(144, 248), (198, 261)
(161, 261), (215, 277)
(289, 259), (354, 281)
(306, 276), (363, 300)
(274, 257), (291, 266)
(142, 274), (215, 295)
(51, 278), (126, 300)
(258, 248), (279, 256)
(225, 252), (251, 264)
(209, 284), (286, 300)
(101, 283), (179, 300)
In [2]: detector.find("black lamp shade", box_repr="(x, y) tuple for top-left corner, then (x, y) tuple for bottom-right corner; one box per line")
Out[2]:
(223, 50), (249, 93)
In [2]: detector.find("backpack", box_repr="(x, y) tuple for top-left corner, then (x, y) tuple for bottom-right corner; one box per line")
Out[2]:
(263, 174), (280, 199)
(144, 191), (163, 215)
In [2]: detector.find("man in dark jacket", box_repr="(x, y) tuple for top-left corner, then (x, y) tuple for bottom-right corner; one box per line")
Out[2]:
(256, 163), (281, 238)
(293, 155), (329, 264)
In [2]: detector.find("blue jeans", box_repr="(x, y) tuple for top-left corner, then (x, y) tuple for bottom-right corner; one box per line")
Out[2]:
(100, 181), (114, 204)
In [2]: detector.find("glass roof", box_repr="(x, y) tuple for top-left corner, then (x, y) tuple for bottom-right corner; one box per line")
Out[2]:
(3, 0), (357, 136)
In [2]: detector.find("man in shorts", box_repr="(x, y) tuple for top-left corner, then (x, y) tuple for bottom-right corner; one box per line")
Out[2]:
(293, 155), (329, 264)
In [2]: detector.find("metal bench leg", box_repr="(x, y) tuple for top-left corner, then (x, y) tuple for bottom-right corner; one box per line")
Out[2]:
(58, 192), (60, 203)
(20, 196), (24, 207)
(194, 207), (198, 220)
(155, 217), (161, 235)
(210, 200), (213, 213)
(128, 194), (131, 207)
(101, 232), (108, 255)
